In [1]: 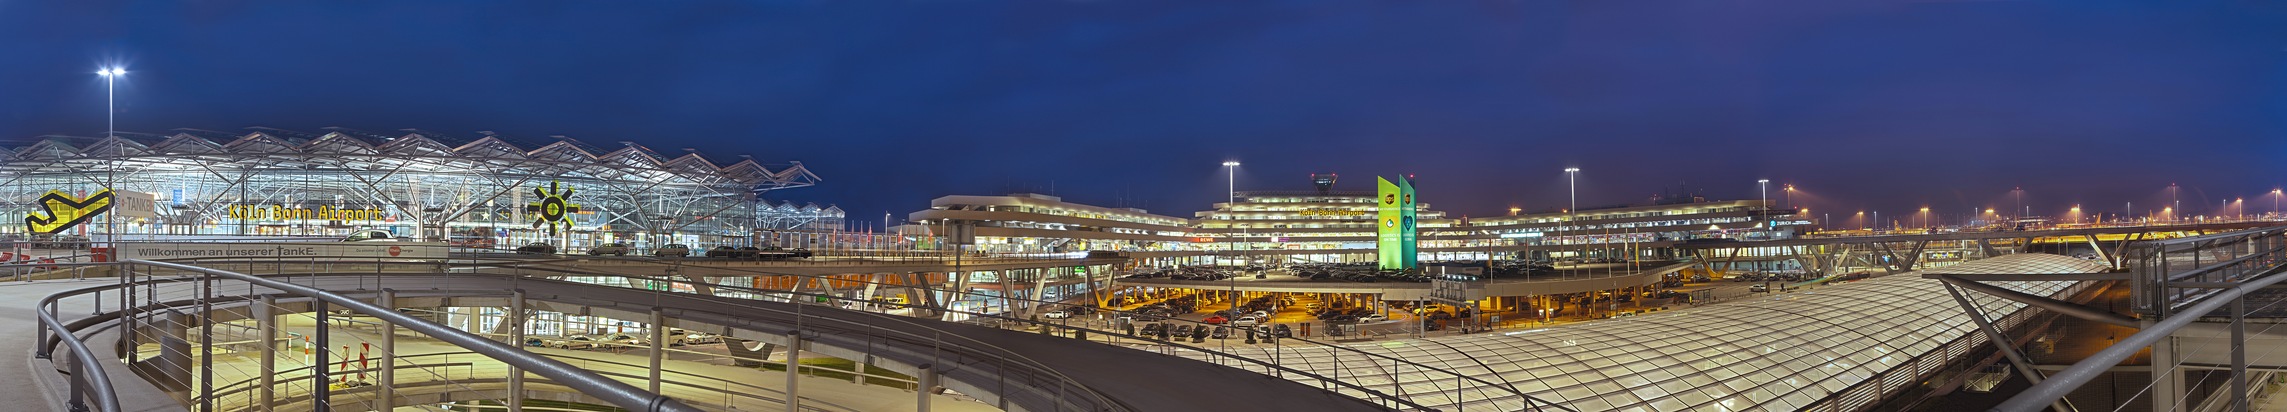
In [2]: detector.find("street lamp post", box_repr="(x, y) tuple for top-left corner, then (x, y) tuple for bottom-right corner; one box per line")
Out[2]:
(1784, 184), (1794, 211)
(1222, 161), (1240, 205)
(98, 67), (125, 257)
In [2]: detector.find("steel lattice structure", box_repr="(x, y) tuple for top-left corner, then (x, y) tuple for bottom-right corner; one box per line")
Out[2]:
(0, 127), (833, 247)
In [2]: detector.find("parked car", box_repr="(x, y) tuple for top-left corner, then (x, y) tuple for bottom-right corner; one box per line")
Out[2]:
(552, 335), (599, 349)
(600, 332), (647, 347)
(705, 246), (742, 258)
(653, 244), (691, 257)
(1202, 315), (1228, 325)
(587, 243), (629, 256)
(662, 329), (720, 346)
(1231, 316), (1261, 327)
(515, 242), (556, 254)
(1750, 284), (1770, 293)
(1172, 324), (1195, 336)
(342, 230), (402, 242)
(1043, 310), (1072, 319)
(1210, 326), (1231, 339)
(1273, 324), (1294, 338)
(1356, 314), (1388, 323)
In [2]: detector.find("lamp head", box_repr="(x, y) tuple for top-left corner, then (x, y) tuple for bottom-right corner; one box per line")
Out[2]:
(1221, 161), (1240, 167)
(1563, 167), (1580, 172)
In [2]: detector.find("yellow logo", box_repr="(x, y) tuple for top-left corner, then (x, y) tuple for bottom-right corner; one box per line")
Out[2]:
(525, 181), (580, 235)
(25, 189), (114, 235)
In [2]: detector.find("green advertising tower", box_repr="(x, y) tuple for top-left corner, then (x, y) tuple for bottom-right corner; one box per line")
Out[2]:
(1376, 176), (1419, 269)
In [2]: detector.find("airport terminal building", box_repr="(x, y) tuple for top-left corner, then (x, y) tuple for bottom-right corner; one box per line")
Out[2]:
(902, 176), (1814, 265)
(0, 128), (839, 250)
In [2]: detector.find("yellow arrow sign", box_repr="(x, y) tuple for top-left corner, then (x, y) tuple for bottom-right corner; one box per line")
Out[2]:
(25, 189), (114, 235)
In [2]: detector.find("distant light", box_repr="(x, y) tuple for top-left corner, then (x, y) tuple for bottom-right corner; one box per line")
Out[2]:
(1563, 167), (1580, 172)
(97, 67), (126, 77)
(1221, 161), (1240, 166)
(1758, 179), (1770, 183)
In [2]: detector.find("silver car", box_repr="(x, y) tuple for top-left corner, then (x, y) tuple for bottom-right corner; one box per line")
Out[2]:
(587, 242), (629, 256)
(652, 244), (691, 257)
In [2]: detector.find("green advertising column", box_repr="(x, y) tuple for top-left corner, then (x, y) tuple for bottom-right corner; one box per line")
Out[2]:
(1376, 177), (1419, 270)
(1399, 176), (1419, 268)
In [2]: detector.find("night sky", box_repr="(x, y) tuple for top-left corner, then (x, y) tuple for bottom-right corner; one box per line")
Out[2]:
(4, 1), (2284, 227)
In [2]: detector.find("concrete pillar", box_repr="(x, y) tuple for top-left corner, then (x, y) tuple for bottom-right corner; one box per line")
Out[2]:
(785, 332), (802, 412)
(2151, 319), (2183, 412)
(154, 311), (191, 392)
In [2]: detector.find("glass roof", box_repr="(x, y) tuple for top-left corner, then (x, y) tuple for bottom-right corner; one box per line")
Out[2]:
(1179, 253), (2111, 411)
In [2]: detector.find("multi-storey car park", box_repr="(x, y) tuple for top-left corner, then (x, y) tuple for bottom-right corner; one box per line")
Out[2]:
(0, 127), (842, 252)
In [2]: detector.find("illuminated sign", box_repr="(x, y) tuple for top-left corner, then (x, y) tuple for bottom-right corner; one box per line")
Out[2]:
(1376, 177), (1418, 270)
(1499, 232), (1545, 238)
(25, 189), (114, 235)
(526, 180), (582, 235)
(1297, 209), (1368, 218)
(226, 205), (390, 221)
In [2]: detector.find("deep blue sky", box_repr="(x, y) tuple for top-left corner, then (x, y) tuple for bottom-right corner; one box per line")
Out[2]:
(4, 1), (2284, 226)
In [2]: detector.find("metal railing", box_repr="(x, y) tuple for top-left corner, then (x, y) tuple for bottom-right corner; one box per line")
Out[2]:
(2001, 226), (2287, 411)
(32, 259), (703, 412)
(20, 243), (1569, 411)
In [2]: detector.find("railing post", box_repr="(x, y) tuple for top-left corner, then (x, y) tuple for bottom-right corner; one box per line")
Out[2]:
(258, 295), (276, 411)
(915, 364), (933, 412)
(378, 289), (395, 411)
(199, 274), (213, 412)
(508, 289), (525, 412)
(314, 299), (330, 412)
(2232, 295), (2250, 412)
(649, 307), (664, 394)
(66, 350), (87, 412)
(785, 331), (802, 412)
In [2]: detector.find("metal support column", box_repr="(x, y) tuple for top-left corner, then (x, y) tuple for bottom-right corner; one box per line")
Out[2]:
(785, 331), (802, 412)
(508, 289), (525, 412)
(2232, 296), (2249, 412)
(379, 289), (396, 411)
(314, 300), (331, 412)
(1941, 282), (2073, 412)
(257, 295), (276, 410)
(915, 364), (934, 412)
(199, 275), (213, 412)
(649, 307), (665, 394)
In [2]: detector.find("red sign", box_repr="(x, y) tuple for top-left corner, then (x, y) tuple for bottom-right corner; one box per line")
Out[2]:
(387, 246), (402, 257)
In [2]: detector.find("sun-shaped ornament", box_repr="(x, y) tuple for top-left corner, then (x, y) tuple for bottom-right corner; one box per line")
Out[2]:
(526, 180), (581, 235)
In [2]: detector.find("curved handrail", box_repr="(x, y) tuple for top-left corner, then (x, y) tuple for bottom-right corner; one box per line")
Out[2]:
(501, 257), (1573, 410)
(111, 259), (704, 412)
(478, 262), (1547, 410)
(97, 262), (1136, 412)
(201, 352), (856, 412)
(106, 253), (1570, 410)
(35, 291), (122, 412)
